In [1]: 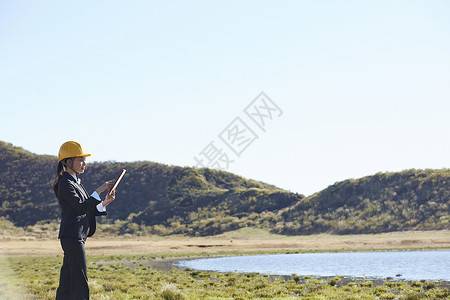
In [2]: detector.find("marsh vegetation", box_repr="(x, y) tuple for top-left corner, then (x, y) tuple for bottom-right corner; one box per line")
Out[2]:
(1, 253), (449, 299)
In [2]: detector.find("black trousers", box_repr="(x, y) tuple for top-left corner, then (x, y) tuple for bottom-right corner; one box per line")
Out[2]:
(56, 238), (89, 300)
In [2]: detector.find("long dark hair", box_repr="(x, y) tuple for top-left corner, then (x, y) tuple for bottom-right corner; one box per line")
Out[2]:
(53, 159), (68, 197)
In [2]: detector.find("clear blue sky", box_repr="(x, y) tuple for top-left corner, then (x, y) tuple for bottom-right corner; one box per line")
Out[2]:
(1, 1), (449, 195)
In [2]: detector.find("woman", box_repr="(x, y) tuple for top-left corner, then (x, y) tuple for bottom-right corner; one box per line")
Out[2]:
(53, 141), (115, 300)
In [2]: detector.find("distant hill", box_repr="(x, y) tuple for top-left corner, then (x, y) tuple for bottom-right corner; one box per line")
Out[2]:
(0, 141), (448, 236)
(0, 141), (58, 226)
(277, 169), (449, 234)
(0, 141), (302, 235)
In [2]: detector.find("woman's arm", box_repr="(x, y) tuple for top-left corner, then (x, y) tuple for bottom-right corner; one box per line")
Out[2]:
(59, 179), (101, 214)
(93, 180), (115, 209)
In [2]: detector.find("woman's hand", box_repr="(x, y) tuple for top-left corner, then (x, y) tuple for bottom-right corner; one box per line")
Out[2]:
(95, 180), (114, 195)
(103, 189), (115, 207)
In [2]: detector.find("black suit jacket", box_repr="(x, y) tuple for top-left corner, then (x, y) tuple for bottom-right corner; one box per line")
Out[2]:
(57, 172), (107, 240)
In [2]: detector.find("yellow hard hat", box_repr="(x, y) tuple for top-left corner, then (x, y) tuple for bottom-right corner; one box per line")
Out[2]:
(58, 141), (91, 162)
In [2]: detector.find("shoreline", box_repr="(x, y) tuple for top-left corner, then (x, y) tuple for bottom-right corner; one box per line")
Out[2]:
(93, 255), (450, 289)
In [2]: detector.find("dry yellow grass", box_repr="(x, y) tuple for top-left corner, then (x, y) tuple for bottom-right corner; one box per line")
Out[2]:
(1, 228), (449, 256)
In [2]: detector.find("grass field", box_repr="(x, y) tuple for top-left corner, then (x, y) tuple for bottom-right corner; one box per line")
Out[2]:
(1, 229), (449, 299)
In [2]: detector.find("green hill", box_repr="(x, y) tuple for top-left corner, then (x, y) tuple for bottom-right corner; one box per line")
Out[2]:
(0, 141), (302, 235)
(0, 141), (58, 226)
(277, 169), (449, 234)
(0, 141), (448, 236)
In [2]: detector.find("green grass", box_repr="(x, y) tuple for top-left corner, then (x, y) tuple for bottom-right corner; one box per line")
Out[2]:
(1, 254), (449, 299)
(0, 257), (34, 300)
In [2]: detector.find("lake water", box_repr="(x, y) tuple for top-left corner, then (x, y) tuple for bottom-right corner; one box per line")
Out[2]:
(176, 250), (450, 281)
